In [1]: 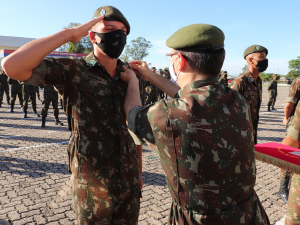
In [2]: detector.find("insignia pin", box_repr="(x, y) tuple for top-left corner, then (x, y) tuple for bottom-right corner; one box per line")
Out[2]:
(256, 46), (260, 50)
(100, 9), (106, 16)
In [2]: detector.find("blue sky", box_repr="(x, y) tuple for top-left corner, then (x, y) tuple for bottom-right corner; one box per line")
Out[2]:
(1, 0), (299, 76)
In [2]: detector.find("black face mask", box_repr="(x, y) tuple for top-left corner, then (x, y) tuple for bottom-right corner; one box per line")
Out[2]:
(253, 58), (268, 72)
(224, 74), (228, 78)
(93, 29), (127, 59)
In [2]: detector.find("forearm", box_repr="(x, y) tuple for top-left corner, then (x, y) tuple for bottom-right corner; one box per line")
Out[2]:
(284, 103), (294, 120)
(125, 78), (141, 119)
(2, 29), (72, 81)
(146, 71), (180, 97)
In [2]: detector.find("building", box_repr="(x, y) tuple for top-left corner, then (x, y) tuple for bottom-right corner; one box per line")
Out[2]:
(0, 35), (88, 69)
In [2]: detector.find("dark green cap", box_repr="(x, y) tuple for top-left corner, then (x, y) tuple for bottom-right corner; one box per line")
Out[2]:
(243, 45), (268, 59)
(166, 24), (225, 51)
(94, 6), (130, 35)
(223, 71), (227, 74)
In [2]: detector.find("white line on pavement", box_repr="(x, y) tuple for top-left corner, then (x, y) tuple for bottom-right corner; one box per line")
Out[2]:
(48, 131), (58, 133)
(0, 141), (69, 153)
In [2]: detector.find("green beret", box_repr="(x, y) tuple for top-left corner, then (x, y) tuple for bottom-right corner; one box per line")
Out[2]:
(166, 24), (225, 50)
(243, 45), (268, 59)
(164, 68), (168, 71)
(94, 6), (130, 35)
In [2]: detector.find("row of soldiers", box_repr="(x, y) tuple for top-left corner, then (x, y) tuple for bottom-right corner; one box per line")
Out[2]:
(0, 70), (63, 127)
(139, 67), (171, 105)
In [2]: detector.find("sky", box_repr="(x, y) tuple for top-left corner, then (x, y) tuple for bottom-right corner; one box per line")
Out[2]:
(1, 0), (300, 76)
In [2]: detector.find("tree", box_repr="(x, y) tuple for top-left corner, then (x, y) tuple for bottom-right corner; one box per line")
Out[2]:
(120, 37), (152, 63)
(287, 70), (299, 80)
(241, 64), (248, 73)
(58, 22), (93, 53)
(288, 56), (300, 76)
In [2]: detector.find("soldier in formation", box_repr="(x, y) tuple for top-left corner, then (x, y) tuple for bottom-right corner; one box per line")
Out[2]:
(22, 84), (40, 118)
(218, 70), (228, 87)
(231, 45), (268, 144)
(267, 74), (278, 111)
(40, 85), (63, 127)
(8, 77), (23, 112)
(0, 70), (10, 107)
(123, 23), (269, 224)
(2, 6), (141, 224)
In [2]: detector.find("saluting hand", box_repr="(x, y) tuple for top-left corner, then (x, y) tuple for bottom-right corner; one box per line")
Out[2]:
(69, 16), (104, 43)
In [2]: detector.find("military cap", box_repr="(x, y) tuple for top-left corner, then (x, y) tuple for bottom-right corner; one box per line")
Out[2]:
(223, 71), (227, 74)
(151, 67), (156, 70)
(166, 24), (225, 51)
(94, 6), (130, 35)
(164, 68), (168, 71)
(243, 45), (268, 59)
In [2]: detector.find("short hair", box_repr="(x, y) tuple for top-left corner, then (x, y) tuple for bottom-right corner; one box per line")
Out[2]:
(177, 48), (225, 76)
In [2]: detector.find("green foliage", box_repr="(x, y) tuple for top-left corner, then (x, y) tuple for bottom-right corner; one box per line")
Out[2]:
(259, 73), (274, 82)
(288, 56), (300, 75)
(120, 37), (152, 63)
(287, 70), (299, 80)
(59, 22), (93, 53)
(241, 64), (248, 73)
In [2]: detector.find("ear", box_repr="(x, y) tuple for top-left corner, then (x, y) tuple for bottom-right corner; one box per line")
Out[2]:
(89, 31), (98, 44)
(177, 53), (186, 71)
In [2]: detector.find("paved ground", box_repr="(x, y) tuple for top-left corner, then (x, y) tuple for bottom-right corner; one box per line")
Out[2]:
(0, 86), (292, 225)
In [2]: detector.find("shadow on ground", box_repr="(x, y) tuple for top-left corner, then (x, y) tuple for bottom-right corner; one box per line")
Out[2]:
(142, 171), (167, 186)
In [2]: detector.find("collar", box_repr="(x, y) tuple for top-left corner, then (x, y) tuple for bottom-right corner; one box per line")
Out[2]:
(244, 70), (261, 83)
(178, 77), (219, 98)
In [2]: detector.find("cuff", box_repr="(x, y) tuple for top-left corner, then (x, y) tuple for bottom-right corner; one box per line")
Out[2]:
(128, 106), (144, 145)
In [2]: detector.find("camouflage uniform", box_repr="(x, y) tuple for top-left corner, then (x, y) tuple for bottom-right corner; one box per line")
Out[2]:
(285, 100), (300, 225)
(8, 78), (23, 109)
(231, 71), (262, 144)
(267, 79), (277, 110)
(128, 78), (269, 225)
(22, 84), (39, 117)
(138, 78), (149, 106)
(0, 71), (10, 106)
(145, 83), (158, 105)
(23, 53), (140, 224)
(218, 77), (228, 87)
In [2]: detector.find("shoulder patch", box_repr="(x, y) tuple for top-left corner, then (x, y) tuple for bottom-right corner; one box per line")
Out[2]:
(87, 60), (97, 66)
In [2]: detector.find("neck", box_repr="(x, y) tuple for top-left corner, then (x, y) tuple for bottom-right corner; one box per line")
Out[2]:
(178, 72), (213, 88)
(93, 48), (118, 77)
(248, 67), (260, 80)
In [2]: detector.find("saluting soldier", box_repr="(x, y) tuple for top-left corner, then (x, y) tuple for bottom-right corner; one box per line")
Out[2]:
(123, 24), (269, 224)
(218, 71), (228, 87)
(267, 74), (278, 111)
(0, 70), (10, 107)
(22, 84), (40, 118)
(40, 86), (63, 127)
(231, 45), (268, 144)
(8, 77), (23, 112)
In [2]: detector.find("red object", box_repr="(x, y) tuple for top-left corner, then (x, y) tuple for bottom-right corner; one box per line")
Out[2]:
(228, 80), (232, 83)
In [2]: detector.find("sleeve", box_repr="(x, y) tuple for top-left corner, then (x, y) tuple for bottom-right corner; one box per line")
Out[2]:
(230, 77), (244, 96)
(268, 81), (272, 90)
(286, 80), (300, 104)
(287, 101), (300, 141)
(127, 100), (168, 146)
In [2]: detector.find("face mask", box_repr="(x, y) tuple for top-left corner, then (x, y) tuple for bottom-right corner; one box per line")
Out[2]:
(224, 74), (228, 78)
(93, 29), (126, 59)
(169, 56), (181, 86)
(253, 58), (268, 72)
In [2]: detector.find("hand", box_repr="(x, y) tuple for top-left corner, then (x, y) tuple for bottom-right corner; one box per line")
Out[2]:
(69, 16), (104, 43)
(120, 65), (138, 83)
(128, 61), (151, 81)
(283, 117), (288, 125)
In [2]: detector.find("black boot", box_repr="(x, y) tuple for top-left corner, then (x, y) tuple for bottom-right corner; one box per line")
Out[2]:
(10, 104), (14, 113)
(277, 179), (289, 203)
(268, 106), (271, 112)
(33, 109), (40, 117)
(24, 108), (27, 118)
(272, 105), (276, 110)
(7, 98), (10, 105)
(41, 116), (46, 127)
(55, 116), (63, 126)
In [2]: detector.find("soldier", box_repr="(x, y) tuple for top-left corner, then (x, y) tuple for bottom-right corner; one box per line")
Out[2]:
(231, 45), (268, 144)
(281, 100), (300, 224)
(2, 6), (141, 224)
(40, 86), (63, 127)
(267, 74), (278, 111)
(8, 77), (23, 112)
(22, 84), (40, 118)
(144, 82), (158, 105)
(163, 68), (171, 80)
(218, 70), (228, 87)
(0, 70), (10, 107)
(124, 24), (269, 224)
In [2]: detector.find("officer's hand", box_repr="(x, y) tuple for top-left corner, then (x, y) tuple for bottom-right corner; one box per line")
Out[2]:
(283, 117), (288, 125)
(69, 16), (104, 43)
(120, 65), (138, 83)
(129, 61), (151, 81)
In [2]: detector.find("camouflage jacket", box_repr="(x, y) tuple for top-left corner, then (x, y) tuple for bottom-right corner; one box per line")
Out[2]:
(286, 78), (300, 120)
(128, 78), (269, 224)
(42, 86), (58, 100)
(218, 77), (228, 87)
(8, 78), (22, 93)
(24, 53), (139, 191)
(0, 73), (9, 90)
(287, 100), (300, 141)
(268, 80), (277, 96)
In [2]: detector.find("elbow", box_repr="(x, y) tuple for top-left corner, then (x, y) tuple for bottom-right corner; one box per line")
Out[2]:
(1, 57), (18, 79)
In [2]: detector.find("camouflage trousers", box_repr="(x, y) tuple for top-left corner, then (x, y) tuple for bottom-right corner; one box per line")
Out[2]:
(41, 99), (59, 117)
(285, 173), (300, 225)
(11, 91), (23, 106)
(72, 182), (140, 225)
(268, 94), (277, 106)
(23, 92), (37, 110)
(0, 88), (10, 104)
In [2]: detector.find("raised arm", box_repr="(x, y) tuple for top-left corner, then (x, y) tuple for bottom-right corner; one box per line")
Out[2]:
(129, 60), (180, 98)
(1, 16), (103, 81)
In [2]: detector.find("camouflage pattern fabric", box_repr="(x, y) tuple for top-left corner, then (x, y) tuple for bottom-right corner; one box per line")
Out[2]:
(286, 100), (300, 225)
(218, 77), (228, 87)
(268, 80), (277, 106)
(22, 84), (38, 111)
(231, 71), (262, 144)
(23, 53), (140, 223)
(41, 86), (60, 117)
(139, 78), (149, 106)
(286, 78), (300, 130)
(128, 77), (270, 224)
(0, 72), (10, 104)
(145, 83), (158, 105)
(8, 78), (23, 106)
